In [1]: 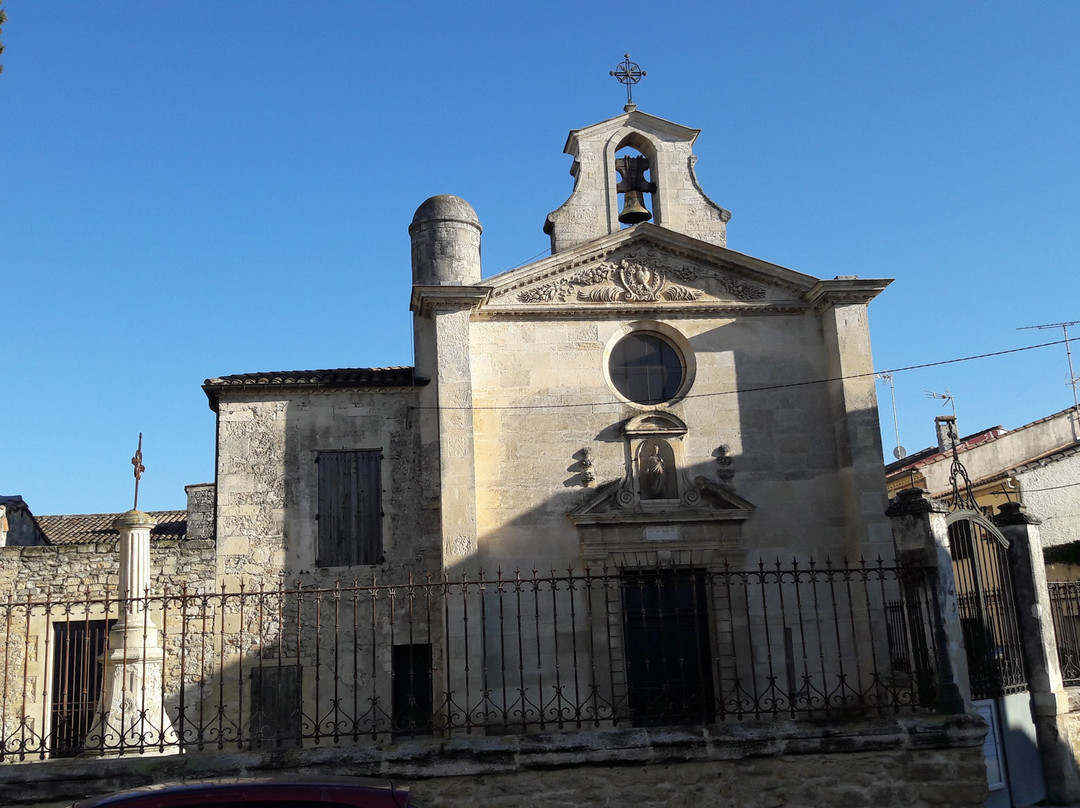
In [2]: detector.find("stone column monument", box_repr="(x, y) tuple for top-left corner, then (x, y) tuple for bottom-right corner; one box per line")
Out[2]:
(84, 438), (178, 755)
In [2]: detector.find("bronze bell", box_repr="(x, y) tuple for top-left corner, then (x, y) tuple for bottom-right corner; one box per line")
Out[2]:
(619, 190), (652, 225)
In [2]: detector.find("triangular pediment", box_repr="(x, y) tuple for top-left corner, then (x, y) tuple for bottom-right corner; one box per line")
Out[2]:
(482, 225), (821, 316)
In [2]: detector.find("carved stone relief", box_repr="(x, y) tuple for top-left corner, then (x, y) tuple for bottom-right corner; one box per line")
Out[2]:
(715, 445), (735, 491)
(448, 534), (473, 558)
(515, 247), (766, 304)
(577, 448), (596, 486)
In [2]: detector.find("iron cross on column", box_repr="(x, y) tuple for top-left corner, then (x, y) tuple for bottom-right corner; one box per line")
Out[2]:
(610, 54), (646, 106)
(131, 432), (145, 510)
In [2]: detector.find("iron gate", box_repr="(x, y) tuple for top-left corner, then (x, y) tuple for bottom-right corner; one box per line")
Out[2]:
(947, 513), (1027, 699)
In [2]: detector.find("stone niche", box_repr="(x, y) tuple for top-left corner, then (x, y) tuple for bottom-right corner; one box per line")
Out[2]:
(569, 411), (754, 568)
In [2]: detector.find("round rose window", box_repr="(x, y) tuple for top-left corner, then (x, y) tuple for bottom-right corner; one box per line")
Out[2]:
(608, 333), (685, 405)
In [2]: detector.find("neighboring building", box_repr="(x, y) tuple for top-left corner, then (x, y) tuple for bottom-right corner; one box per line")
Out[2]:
(0, 496), (46, 547)
(0, 490), (209, 552)
(33, 510), (188, 546)
(886, 408), (1080, 558)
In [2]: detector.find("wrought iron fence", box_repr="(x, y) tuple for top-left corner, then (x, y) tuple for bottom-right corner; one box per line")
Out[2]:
(1049, 580), (1080, 686)
(0, 560), (939, 761)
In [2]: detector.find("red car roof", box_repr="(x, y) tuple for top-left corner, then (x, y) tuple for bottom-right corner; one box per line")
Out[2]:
(69, 776), (416, 808)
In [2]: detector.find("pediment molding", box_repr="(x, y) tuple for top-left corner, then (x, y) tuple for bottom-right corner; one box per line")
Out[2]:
(564, 109), (703, 152)
(804, 277), (893, 311)
(569, 475), (755, 527)
(481, 228), (820, 318)
(513, 248), (768, 305)
(623, 412), (687, 438)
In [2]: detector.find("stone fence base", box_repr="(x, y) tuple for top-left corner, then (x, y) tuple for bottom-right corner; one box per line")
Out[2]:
(0, 714), (988, 808)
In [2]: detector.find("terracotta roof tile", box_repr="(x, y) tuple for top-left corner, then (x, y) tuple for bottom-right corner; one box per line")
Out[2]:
(35, 511), (187, 545)
(202, 367), (428, 410)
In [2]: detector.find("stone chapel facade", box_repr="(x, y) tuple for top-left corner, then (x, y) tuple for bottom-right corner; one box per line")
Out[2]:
(0, 107), (1003, 808)
(203, 106), (893, 587)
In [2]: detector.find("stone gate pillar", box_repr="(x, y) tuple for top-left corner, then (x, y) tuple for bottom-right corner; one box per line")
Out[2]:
(84, 509), (178, 755)
(995, 501), (1080, 803)
(886, 487), (970, 713)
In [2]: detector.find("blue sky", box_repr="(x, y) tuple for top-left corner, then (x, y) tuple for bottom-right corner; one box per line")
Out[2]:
(3, 2), (1079, 515)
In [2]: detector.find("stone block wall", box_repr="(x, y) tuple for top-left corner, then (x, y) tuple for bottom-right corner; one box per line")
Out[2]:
(0, 714), (989, 808)
(0, 539), (216, 600)
(0, 539), (216, 752)
(184, 482), (214, 541)
(210, 387), (437, 723)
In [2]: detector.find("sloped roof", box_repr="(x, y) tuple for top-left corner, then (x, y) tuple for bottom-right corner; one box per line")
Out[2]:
(34, 510), (187, 545)
(202, 366), (429, 411)
(885, 404), (1080, 480)
(884, 426), (1005, 476)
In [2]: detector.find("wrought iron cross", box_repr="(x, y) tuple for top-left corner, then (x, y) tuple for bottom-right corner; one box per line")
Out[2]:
(610, 54), (646, 105)
(131, 433), (145, 510)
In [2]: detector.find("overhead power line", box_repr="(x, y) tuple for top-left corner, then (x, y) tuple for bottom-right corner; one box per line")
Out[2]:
(986, 479), (1080, 495)
(413, 337), (1072, 412)
(1018, 321), (1080, 417)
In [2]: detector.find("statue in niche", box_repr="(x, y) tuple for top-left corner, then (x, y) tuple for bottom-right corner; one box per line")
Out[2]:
(638, 440), (677, 500)
(642, 446), (666, 498)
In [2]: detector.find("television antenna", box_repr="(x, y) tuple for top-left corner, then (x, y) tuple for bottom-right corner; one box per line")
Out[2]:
(1017, 320), (1080, 417)
(925, 389), (957, 418)
(876, 373), (906, 459)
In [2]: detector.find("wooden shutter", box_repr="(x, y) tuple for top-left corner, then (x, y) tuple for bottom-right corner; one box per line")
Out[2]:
(317, 450), (382, 566)
(250, 665), (300, 742)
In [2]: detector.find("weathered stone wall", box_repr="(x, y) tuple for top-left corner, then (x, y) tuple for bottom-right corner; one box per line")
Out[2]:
(208, 387), (435, 730)
(184, 482), (215, 541)
(0, 539), (216, 753)
(0, 539), (216, 599)
(214, 387), (432, 590)
(1054, 688), (1080, 802)
(0, 715), (988, 808)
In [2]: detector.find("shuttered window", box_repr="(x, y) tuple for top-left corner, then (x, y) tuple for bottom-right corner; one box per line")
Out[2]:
(317, 450), (383, 566)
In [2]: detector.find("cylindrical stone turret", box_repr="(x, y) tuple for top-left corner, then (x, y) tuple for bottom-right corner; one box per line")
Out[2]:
(409, 195), (482, 286)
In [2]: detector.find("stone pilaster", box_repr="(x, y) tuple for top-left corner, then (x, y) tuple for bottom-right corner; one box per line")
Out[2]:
(994, 502), (1080, 803)
(411, 287), (489, 575)
(886, 488), (971, 713)
(812, 279), (893, 557)
(84, 510), (178, 756)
